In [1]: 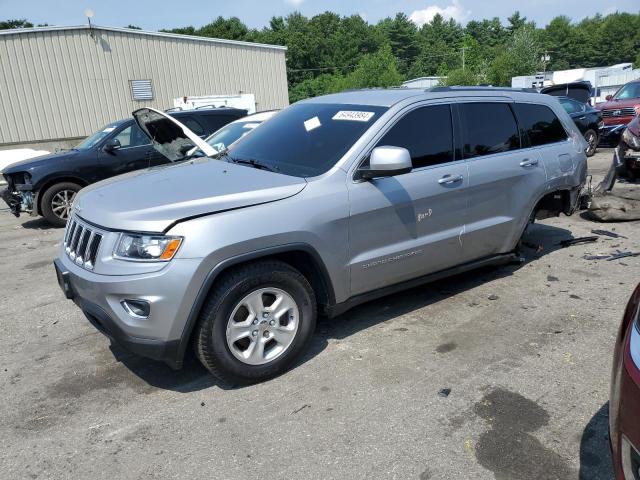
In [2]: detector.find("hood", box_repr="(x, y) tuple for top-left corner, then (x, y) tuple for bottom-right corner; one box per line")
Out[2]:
(2, 149), (74, 175)
(541, 82), (592, 104)
(74, 158), (307, 232)
(133, 107), (217, 162)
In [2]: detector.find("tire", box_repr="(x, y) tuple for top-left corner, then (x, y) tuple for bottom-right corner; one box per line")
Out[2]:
(40, 182), (81, 227)
(194, 260), (317, 385)
(584, 129), (598, 157)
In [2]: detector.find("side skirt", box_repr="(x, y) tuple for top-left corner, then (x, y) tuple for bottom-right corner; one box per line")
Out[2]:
(324, 252), (520, 318)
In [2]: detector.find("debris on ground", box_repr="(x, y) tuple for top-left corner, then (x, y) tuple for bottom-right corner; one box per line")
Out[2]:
(607, 251), (640, 261)
(547, 275), (559, 282)
(591, 229), (626, 239)
(586, 193), (640, 222)
(291, 404), (310, 415)
(558, 236), (598, 248)
(582, 251), (640, 261)
(487, 294), (499, 301)
(438, 388), (451, 398)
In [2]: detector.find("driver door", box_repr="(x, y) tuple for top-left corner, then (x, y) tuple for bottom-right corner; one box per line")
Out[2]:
(97, 123), (154, 179)
(347, 104), (469, 296)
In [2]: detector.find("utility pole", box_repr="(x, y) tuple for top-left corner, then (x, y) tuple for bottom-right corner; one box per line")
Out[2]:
(461, 46), (467, 71)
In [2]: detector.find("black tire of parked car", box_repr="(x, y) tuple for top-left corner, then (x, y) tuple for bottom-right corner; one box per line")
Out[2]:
(193, 260), (317, 385)
(584, 129), (598, 157)
(40, 181), (82, 227)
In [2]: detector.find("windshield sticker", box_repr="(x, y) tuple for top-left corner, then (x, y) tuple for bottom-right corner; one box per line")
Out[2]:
(332, 111), (375, 122)
(102, 127), (116, 132)
(304, 116), (322, 132)
(242, 123), (260, 129)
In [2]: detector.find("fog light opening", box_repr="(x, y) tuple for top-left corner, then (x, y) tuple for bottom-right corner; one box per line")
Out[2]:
(121, 299), (151, 319)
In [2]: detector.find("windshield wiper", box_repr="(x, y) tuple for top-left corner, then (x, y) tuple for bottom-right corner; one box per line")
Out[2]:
(230, 157), (279, 173)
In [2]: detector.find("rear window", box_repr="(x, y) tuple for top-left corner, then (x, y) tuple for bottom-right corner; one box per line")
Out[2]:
(513, 103), (568, 147)
(202, 114), (243, 134)
(179, 116), (205, 136)
(460, 103), (519, 159)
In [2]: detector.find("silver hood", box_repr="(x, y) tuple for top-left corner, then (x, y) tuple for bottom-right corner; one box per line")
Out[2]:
(74, 158), (307, 232)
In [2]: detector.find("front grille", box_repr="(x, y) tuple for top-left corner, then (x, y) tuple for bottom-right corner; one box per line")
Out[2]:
(64, 217), (103, 271)
(601, 107), (636, 118)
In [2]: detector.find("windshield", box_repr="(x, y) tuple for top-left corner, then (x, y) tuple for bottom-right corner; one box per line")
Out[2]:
(613, 83), (640, 100)
(75, 122), (122, 150)
(227, 103), (387, 177)
(205, 121), (262, 152)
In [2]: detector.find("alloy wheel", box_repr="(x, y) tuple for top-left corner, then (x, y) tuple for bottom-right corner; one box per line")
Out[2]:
(225, 287), (300, 365)
(50, 189), (77, 220)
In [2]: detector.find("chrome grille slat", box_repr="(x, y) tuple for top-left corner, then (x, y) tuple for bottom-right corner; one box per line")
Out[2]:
(64, 215), (103, 271)
(601, 107), (636, 118)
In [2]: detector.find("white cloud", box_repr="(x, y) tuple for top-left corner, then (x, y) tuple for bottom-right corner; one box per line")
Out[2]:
(285, 0), (305, 6)
(409, 0), (471, 26)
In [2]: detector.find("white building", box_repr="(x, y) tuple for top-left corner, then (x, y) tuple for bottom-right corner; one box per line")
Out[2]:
(512, 63), (640, 103)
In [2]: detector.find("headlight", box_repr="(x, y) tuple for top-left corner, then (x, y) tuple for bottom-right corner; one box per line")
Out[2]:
(114, 233), (182, 261)
(623, 129), (640, 148)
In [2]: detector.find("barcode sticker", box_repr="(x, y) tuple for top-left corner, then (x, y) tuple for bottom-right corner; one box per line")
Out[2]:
(332, 111), (375, 122)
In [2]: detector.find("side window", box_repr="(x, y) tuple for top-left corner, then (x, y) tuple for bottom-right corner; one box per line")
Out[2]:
(513, 103), (568, 148)
(179, 116), (205, 136)
(460, 103), (519, 159)
(203, 114), (239, 134)
(375, 104), (454, 168)
(113, 124), (150, 148)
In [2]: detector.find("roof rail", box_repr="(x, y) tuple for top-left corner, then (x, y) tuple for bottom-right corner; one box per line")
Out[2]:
(428, 86), (539, 94)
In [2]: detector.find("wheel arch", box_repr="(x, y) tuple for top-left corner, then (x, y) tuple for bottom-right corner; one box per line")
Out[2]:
(174, 243), (336, 367)
(35, 175), (88, 215)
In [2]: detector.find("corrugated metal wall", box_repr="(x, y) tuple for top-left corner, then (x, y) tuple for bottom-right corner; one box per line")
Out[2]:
(0, 27), (289, 145)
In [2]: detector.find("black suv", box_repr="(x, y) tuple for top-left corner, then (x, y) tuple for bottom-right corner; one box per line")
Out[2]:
(1, 108), (246, 226)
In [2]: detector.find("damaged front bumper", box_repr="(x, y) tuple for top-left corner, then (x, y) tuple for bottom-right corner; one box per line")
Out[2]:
(1, 175), (35, 217)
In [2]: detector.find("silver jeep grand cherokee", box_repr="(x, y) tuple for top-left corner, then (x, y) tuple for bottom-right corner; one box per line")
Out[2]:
(54, 88), (587, 384)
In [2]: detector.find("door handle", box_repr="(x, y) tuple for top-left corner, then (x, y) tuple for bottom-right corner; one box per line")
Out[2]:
(519, 158), (539, 168)
(438, 174), (463, 185)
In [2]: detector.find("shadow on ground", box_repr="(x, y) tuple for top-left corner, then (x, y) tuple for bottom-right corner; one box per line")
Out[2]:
(579, 403), (614, 480)
(113, 222), (574, 391)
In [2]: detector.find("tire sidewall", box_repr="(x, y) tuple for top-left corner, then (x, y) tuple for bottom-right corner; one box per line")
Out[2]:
(205, 268), (315, 382)
(41, 182), (80, 227)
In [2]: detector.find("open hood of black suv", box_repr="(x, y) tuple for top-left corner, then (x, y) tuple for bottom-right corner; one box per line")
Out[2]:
(541, 81), (592, 104)
(132, 108), (218, 162)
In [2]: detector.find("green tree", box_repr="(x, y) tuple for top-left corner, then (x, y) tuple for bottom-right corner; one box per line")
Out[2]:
(0, 19), (33, 29)
(442, 68), (479, 86)
(377, 13), (419, 74)
(489, 25), (542, 85)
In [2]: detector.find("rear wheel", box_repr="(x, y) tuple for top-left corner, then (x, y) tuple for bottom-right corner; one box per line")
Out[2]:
(40, 182), (81, 227)
(194, 260), (317, 385)
(584, 129), (598, 157)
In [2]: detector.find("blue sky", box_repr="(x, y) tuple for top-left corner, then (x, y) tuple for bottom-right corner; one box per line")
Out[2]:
(1, 0), (637, 30)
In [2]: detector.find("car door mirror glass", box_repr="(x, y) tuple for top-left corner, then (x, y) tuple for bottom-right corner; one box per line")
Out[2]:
(358, 146), (412, 180)
(104, 138), (121, 152)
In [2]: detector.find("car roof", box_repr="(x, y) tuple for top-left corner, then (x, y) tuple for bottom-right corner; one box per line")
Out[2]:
(301, 87), (550, 108)
(171, 107), (247, 117)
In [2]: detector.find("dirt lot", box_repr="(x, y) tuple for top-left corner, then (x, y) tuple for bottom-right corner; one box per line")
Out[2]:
(1, 148), (638, 480)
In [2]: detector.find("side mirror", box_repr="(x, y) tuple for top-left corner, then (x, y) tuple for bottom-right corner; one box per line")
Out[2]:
(358, 146), (412, 180)
(606, 95), (613, 101)
(103, 138), (121, 152)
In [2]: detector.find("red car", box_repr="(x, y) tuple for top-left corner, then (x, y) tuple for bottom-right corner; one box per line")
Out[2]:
(610, 283), (640, 479)
(597, 80), (640, 129)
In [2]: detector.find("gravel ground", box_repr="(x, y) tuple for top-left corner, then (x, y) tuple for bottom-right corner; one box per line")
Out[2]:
(0, 148), (637, 480)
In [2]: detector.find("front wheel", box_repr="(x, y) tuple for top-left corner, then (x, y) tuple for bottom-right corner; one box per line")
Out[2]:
(584, 129), (598, 157)
(194, 260), (317, 385)
(40, 182), (81, 227)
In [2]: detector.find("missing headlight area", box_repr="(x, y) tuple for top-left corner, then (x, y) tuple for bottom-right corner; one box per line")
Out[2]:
(1, 175), (34, 217)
